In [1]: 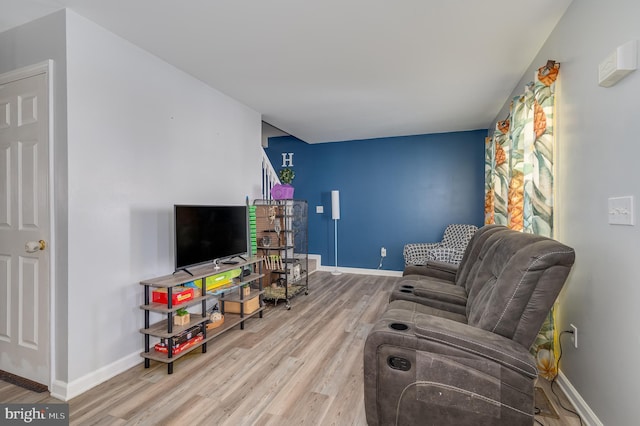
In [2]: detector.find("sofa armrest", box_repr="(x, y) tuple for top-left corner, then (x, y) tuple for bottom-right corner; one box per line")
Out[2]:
(403, 242), (441, 265)
(413, 314), (537, 378)
(425, 259), (458, 276)
(402, 262), (457, 282)
(364, 310), (538, 425)
(403, 260), (457, 281)
(427, 247), (466, 265)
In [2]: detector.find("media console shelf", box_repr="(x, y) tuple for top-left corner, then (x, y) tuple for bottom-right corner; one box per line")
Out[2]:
(139, 256), (264, 374)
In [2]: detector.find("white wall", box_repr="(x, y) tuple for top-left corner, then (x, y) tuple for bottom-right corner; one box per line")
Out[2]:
(64, 10), (262, 392)
(491, 1), (640, 424)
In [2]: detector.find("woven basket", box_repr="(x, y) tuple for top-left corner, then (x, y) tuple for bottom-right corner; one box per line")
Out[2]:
(206, 314), (224, 330)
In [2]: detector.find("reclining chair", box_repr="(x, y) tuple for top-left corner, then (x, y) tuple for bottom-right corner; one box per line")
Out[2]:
(364, 228), (575, 425)
(403, 224), (478, 267)
(402, 224), (505, 284)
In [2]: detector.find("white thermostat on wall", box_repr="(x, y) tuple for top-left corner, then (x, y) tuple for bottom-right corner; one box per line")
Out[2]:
(598, 40), (637, 87)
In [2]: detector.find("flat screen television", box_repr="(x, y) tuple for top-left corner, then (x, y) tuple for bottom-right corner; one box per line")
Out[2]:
(174, 205), (248, 271)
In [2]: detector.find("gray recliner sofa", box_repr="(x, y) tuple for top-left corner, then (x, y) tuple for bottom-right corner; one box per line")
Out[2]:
(364, 226), (575, 425)
(394, 224), (508, 311)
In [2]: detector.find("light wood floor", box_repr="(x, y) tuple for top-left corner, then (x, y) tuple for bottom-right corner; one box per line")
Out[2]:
(0, 272), (582, 425)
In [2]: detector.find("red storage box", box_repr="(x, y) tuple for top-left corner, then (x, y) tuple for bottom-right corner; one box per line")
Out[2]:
(152, 286), (194, 306)
(154, 334), (203, 355)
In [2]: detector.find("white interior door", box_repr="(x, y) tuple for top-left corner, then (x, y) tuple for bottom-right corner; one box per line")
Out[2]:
(0, 67), (50, 386)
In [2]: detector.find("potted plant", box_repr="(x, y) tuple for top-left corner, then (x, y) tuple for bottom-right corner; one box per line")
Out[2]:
(240, 284), (251, 297)
(174, 308), (190, 326)
(271, 167), (295, 199)
(279, 167), (295, 184)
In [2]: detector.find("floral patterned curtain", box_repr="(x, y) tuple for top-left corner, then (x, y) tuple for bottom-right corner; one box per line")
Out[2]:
(484, 61), (560, 380)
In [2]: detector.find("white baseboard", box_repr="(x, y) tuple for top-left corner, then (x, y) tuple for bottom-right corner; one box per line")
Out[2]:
(557, 370), (603, 426)
(311, 253), (402, 277)
(50, 351), (141, 401)
(316, 264), (402, 277)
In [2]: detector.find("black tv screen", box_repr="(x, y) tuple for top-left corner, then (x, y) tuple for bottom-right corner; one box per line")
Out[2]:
(174, 205), (248, 270)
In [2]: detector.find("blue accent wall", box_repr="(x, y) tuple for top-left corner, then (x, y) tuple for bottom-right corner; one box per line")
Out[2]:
(265, 130), (486, 271)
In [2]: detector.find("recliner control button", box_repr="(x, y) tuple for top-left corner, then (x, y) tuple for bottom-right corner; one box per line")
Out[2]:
(388, 356), (411, 371)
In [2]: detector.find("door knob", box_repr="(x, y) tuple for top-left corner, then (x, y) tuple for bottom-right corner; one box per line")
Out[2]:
(25, 240), (47, 253)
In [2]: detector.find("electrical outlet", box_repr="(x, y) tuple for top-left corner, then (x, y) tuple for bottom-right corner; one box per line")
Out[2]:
(570, 324), (578, 348)
(381, 247), (387, 257)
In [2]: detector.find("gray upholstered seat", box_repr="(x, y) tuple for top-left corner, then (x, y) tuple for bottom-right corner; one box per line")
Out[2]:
(392, 224), (508, 313)
(364, 227), (575, 426)
(403, 224), (506, 284)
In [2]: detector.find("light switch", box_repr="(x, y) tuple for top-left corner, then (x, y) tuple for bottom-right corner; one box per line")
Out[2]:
(608, 196), (634, 225)
(316, 205), (324, 214)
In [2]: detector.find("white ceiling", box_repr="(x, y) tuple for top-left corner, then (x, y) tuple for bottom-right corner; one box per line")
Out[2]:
(1, 0), (573, 143)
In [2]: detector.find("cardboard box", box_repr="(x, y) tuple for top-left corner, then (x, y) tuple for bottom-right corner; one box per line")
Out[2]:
(152, 287), (194, 306)
(174, 313), (190, 326)
(224, 295), (260, 314)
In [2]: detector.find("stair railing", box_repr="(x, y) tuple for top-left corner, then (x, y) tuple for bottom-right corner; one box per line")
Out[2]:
(261, 149), (280, 200)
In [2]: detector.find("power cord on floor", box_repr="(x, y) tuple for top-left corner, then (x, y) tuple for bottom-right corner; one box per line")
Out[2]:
(534, 404), (545, 425)
(549, 330), (584, 426)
